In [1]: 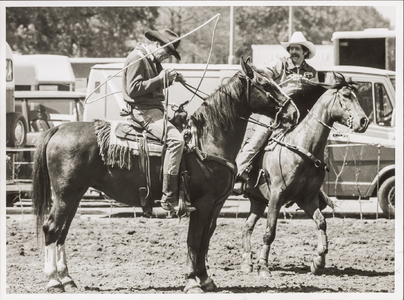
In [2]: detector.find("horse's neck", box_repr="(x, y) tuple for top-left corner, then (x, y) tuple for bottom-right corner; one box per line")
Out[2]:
(200, 117), (249, 161)
(287, 89), (336, 156)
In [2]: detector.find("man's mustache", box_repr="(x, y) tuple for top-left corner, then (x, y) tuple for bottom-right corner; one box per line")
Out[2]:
(291, 53), (300, 58)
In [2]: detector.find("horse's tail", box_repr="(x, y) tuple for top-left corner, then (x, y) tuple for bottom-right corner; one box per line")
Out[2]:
(32, 126), (59, 241)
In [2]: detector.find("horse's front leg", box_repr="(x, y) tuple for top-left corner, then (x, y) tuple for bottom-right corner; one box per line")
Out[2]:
(310, 208), (328, 274)
(257, 195), (282, 278)
(184, 207), (211, 294)
(241, 199), (267, 273)
(300, 200), (328, 275)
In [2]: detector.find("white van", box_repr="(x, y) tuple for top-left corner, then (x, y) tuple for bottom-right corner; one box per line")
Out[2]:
(14, 54), (76, 91)
(83, 63), (241, 121)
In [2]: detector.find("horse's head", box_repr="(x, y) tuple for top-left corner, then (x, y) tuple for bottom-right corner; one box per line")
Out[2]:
(329, 72), (369, 133)
(240, 57), (299, 127)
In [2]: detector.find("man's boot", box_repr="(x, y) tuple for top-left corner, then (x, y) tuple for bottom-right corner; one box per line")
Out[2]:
(233, 169), (249, 195)
(160, 174), (196, 213)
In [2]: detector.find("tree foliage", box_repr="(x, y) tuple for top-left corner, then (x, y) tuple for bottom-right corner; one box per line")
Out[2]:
(6, 7), (159, 57)
(6, 5), (391, 63)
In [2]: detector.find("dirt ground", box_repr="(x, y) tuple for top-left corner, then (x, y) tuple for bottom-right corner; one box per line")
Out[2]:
(5, 215), (395, 295)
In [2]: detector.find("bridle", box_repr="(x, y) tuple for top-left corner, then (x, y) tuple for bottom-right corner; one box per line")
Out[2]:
(241, 71), (295, 128)
(307, 86), (356, 136)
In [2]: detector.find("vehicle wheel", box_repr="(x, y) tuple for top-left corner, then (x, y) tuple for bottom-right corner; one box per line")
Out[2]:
(377, 176), (395, 219)
(6, 112), (27, 148)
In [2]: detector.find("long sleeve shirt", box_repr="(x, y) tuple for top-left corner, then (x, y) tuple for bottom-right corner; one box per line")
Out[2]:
(122, 43), (165, 111)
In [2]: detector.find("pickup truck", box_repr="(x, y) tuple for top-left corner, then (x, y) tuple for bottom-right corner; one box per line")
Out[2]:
(83, 63), (396, 218)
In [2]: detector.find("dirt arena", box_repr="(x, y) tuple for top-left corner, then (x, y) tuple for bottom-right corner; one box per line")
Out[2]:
(6, 215), (395, 295)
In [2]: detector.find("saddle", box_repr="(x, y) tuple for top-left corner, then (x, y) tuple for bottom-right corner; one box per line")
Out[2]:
(94, 116), (193, 217)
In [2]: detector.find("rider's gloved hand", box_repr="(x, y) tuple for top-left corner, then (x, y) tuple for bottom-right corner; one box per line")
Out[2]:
(174, 72), (186, 84)
(159, 69), (178, 86)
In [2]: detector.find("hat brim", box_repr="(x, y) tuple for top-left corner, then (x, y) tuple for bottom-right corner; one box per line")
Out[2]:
(145, 30), (181, 60)
(280, 41), (316, 59)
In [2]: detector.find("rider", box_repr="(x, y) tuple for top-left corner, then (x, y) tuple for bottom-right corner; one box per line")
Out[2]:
(234, 31), (318, 194)
(122, 28), (195, 213)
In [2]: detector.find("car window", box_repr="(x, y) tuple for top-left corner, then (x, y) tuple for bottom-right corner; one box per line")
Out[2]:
(375, 83), (393, 127)
(15, 98), (83, 127)
(355, 82), (373, 122)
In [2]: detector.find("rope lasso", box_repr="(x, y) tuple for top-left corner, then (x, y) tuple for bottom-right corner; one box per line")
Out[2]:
(84, 14), (221, 104)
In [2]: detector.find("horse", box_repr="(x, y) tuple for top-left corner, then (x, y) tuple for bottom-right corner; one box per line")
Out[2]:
(31, 58), (300, 293)
(239, 73), (369, 277)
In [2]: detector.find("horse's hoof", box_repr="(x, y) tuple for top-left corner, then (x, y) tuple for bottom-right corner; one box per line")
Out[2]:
(63, 280), (78, 292)
(240, 263), (253, 273)
(310, 255), (325, 275)
(47, 284), (65, 293)
(259, 269), (271, 278)
(184, 281), (204, 294)
(258, 266), (271, 278)
(200, 277), (217, 292)
(310, 262), (320, 275)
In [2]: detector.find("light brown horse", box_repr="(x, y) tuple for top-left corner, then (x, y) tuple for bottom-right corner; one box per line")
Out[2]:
(240, 73), (369, 277)
(32, 58), (299, 293)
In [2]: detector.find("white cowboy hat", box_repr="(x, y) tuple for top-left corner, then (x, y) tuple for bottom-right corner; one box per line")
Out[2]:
(281, 31), (316, 59)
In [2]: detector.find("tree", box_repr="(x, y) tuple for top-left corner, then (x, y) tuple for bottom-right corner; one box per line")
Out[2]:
(6, 5), (391, 62)
(6, 7), (159, 57)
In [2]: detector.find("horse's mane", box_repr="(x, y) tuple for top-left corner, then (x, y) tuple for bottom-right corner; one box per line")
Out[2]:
(190, 68), (250, 136)
(290, 72), (358, 123)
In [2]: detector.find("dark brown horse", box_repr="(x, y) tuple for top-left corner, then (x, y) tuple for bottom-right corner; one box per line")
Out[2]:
(240, 73), (369, 277)
(32, 58), (299, 293)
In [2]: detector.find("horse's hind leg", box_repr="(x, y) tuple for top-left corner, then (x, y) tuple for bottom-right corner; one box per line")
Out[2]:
(241, 199), (266, 273)
(55, 199), (83, 291)
(43, 189), (86, 292)
(299, 199), (328, 275)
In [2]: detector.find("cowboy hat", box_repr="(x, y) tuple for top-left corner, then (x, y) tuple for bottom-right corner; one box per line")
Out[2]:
(145, 29), (181, 60)
(281, 31), (316, 59)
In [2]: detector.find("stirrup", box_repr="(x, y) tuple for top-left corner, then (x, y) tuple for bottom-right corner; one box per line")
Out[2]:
(159, 199), (176, 212)
(233, 181), (245, 195)
(178, 199), (196, 215)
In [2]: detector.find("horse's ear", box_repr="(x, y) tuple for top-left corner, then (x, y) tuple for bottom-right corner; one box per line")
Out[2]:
(240, 56), (254, 79)
(332, 72), (342, 84)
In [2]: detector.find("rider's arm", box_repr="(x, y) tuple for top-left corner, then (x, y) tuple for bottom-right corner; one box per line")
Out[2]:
(125, 56), (163, 99)
(264, 58), (284, 81)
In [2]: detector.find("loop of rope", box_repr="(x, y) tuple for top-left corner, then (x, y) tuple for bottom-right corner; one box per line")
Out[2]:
(85, 14), (221, 104)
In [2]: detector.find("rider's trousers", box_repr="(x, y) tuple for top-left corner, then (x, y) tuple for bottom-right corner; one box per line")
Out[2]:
(131, 108), (184, 176)
(235, 114), (272, 177)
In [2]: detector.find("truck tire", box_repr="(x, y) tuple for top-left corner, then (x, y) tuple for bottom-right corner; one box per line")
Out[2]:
(377, 176), (395, 219)
(6, 112), (27, 148)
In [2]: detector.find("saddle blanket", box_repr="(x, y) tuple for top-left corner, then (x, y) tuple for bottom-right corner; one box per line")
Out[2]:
(110, 121), (163, 157)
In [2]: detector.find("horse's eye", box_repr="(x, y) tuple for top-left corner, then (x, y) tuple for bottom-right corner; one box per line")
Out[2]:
(342, 91), (351, 98)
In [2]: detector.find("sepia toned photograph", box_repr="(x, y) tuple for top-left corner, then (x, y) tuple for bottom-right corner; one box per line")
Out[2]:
(1, 1), (402, 299)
